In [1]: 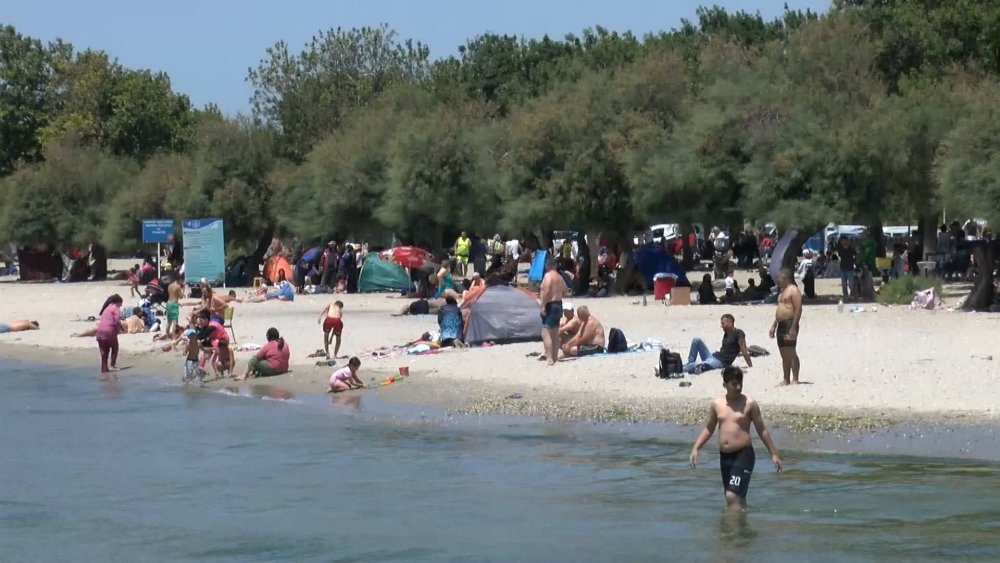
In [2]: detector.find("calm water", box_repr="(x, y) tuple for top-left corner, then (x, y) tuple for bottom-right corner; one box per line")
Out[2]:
(2, 361), (999, 562)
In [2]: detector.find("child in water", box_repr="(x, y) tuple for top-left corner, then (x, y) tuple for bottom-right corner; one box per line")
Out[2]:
(689, 366), (782, 511)
(183, 329), (205, 384)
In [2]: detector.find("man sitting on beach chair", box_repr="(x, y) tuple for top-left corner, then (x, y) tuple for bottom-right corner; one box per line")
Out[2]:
(561, 306), (606, 358)
(682, 314), (752, 374)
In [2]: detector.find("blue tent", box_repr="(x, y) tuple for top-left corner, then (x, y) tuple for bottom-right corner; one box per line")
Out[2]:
(633, 244), (689, 287)
(802, 232), (824, 254)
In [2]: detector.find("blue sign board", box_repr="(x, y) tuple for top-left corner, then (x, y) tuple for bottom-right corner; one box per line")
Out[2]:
(182, 218), (226, 284)
(142, 219), (174, 244)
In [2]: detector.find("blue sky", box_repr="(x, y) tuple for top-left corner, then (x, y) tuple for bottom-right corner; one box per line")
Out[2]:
(5, 0), (830, 115)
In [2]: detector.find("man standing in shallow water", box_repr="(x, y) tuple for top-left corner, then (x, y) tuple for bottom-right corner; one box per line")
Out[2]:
(770, 268), (802, 385)
(690, 367), (782, 511)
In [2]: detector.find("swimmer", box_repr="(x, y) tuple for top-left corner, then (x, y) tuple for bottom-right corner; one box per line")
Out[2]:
(689, 366), (782, 511)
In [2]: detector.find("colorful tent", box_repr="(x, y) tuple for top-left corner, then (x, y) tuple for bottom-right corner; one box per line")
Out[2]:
(358, 255), (412, 293)
(461, 285), (542, 345)
(263, 255), (293, 285)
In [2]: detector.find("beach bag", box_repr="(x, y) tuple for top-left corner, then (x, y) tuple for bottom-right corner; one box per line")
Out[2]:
(658, 348), (683, 378)
(607, 328), (628, 354)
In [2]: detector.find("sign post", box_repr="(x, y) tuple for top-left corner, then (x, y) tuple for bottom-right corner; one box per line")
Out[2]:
(142, 219), (174, 279)
(181, 218), (226, 286)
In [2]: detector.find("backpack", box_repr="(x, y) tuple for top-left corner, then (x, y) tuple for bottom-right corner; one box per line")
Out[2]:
(607, 328), (628, 353)
(658, 348), (683, 378)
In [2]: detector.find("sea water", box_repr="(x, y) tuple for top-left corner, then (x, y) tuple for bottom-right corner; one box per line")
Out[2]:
(1, 360), (999, 562)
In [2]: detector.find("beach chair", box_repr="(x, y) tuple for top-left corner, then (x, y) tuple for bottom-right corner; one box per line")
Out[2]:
(223, 305), (236, 342)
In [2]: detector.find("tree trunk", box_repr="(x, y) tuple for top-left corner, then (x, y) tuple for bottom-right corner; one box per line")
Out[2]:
(962, 241), (995, 312)
(679, 221), (695, 270)
(613, 234), (636, 295)
(575, 234), (591, 296)
(244, 229), (274, 283)
(869, 220), (886, 258)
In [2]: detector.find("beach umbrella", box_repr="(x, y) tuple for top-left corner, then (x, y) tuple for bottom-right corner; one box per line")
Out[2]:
(382, 246), (438, 270)
(300, 246), (323, 263)
(769, 229), (800, 283)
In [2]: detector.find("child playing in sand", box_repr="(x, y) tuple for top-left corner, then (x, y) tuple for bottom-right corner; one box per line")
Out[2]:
(689, 366), (782, 511)
(317, 300), (345, 359)
(128, 267), (141, 297)
(328, 357), (364, 393)
(183, 329), (205, 384)
(213, 340), (234, 379)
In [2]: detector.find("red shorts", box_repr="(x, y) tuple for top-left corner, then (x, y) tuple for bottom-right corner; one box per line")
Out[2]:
(323, 317), (344, 335)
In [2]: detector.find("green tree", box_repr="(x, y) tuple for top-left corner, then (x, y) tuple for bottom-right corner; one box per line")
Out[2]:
(0, 25), (56, 174)
(248, 24), (431, 160)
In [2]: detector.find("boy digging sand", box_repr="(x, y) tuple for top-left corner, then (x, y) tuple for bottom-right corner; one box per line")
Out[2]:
(690, 366), (782, 511)
(318, 300), (345, 359)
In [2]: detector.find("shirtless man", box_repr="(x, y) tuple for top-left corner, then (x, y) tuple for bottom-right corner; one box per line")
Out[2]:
(191, 284), (227, 324)
(689, 366), (782, 511)
(769, 268), (802, 385)
(318, 299), (345, 359)
(561, 306), (606, 357)
(539, 259), (567, 366)
(0, 320), (40, 333)
(559, 304), (581, 344)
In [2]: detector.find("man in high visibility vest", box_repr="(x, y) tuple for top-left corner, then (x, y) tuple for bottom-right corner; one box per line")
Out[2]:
(454, 231), (471, 277)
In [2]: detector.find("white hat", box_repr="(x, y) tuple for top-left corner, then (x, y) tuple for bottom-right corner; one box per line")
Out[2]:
(564, 302), (574, 311)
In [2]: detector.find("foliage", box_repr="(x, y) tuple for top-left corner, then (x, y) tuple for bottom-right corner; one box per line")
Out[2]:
(876, 275), (943, 306)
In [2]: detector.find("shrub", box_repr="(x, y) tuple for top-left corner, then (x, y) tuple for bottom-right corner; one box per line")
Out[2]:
(877, 276), (943, 305)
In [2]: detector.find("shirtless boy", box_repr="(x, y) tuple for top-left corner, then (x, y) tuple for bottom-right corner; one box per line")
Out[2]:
(318, 300), (345, 359)
(539, 259), (568, 366)
(0, 320), (40, 333)
(561, 306), (606, 357)
(769, 268), (802, 385)
(165, 278), (184, 339)
(689, 367), (782, 511)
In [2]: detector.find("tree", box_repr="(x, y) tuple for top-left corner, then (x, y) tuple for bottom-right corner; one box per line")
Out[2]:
(248, 24), (431, 160)
(0, 26), (57, 174)
(0, 139), (135, 247)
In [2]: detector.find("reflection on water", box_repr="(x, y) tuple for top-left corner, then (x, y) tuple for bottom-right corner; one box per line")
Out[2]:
(1, 361), (999, 562)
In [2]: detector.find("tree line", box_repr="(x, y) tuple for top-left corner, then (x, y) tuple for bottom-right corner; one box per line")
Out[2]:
(2, 1), (1000, 282)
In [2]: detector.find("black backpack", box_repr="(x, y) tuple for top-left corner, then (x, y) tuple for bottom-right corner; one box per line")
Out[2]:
(607, 328), (628, 353)
(658, 348), (683, 378)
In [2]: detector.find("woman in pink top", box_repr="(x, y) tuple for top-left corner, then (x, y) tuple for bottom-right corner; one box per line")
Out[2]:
(238, 327), (289, 380)
(96, 294), (123, 375)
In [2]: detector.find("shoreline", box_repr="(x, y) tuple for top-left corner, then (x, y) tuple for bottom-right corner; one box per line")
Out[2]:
(5, 341), (1000, 462)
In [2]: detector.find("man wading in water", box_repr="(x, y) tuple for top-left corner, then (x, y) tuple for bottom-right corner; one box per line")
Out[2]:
(770, 268), (802, 385)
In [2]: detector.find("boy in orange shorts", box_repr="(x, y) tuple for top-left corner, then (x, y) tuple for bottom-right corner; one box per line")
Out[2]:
(318, 300), (345, 360)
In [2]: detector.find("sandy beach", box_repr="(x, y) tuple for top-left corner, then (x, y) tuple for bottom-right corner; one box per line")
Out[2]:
(2, 270), (998, 431)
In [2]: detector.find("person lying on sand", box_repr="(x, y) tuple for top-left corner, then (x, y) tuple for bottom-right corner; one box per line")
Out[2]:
(0, 320), (40, 333)
(393, 298), (446, 316)
(560, 306), (605, 358)
(123, 308), (147, 334)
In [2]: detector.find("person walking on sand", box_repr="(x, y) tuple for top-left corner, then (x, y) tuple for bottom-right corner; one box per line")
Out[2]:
(318, 299), (345, 359)
(689, 366), (782, 512)
(328, 357), (365, 392)
(770, 268), (802, 385)
(539, 258), (567, 366)
(96, 294), (124, 376)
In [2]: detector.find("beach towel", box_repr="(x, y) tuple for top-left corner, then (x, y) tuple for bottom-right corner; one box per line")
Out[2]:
(528, 250), (547, 283)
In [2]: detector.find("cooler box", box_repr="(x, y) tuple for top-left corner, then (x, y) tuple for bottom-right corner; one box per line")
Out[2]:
(670, 286), (691, 306)
(653, 277), (676, 300)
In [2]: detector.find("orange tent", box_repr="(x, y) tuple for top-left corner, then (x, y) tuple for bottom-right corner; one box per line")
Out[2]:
(263, 255), (293, 285)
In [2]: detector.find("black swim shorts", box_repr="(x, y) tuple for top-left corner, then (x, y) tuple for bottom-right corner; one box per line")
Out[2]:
(576, 344), (605, 357)
(720, 445), (755, 498)
(541, 301), (563, 329)
(776, 320), (797, 349)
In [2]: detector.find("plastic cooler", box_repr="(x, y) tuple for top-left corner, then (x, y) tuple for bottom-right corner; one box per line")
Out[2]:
(653, 277), (676, 300)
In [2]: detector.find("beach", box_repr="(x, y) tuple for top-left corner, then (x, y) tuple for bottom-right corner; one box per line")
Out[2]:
(1, 272), (997, 432)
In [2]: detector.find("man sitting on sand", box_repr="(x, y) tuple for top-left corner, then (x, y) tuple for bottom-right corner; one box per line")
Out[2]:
(561, 306), (606, 357)
(0, 320), (40, 333)
(559, 303), (581, 343)
(682, 313), (752, 374)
